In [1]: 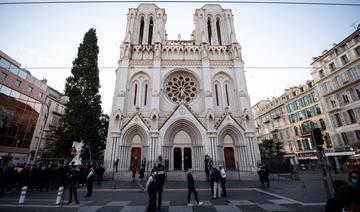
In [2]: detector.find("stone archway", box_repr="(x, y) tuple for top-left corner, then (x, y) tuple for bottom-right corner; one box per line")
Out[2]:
(218, 125), (250, 171)
(162, 119), (204, 171)
(119, 125), (149, 171)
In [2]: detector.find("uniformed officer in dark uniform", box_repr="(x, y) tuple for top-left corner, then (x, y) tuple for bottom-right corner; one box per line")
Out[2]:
(145, 168), (157, 212)
(156, 156), (166, 210)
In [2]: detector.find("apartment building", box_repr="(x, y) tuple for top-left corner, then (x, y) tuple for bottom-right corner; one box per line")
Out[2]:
(311, 26), (360, 154)
(252, 81), (331, 165)
(29, 86), (68, 162)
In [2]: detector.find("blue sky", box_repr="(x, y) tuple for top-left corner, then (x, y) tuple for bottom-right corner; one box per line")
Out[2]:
(0, 0), (359, 114)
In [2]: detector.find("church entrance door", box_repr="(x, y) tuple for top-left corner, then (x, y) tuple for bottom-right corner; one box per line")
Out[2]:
(184, 147), (192, 171)
(173, 147), (182, 170)
(224, 147), (235, 170)
(131, 147), (141, 170)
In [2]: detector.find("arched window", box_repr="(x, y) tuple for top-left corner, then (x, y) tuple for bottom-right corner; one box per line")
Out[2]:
(225, 84), (230, 106)
(216, 17), (222, 45)
(148, 17), (153, 45)
(144, 83), (148, 106)
(215, 84), (219, 106)
(207, 17), (212, 45)
(133, 83), (138, 106)
(139, 17), (144, 44)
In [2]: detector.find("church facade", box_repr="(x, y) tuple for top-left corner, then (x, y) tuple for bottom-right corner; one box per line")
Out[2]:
(104, 4), (260, 172)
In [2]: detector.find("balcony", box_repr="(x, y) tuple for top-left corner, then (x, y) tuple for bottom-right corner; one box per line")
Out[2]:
(272, 113), (281, 119)
(263, 119), (270, 124)
(299, 129), (312, 137)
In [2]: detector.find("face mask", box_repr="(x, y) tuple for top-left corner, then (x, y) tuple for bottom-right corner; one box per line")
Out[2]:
(351, 179), (358, 186)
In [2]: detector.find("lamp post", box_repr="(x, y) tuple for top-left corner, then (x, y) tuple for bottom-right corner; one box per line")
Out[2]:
(33, 102), (50, 165)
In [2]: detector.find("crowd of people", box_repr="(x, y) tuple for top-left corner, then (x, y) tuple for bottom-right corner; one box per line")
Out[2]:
(0, 162), (105, 201)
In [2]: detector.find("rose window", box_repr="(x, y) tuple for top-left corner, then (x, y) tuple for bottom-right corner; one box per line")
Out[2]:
(164, 73), (199, 104)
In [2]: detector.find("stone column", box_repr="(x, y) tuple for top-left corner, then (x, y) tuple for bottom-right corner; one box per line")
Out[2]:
(207, 131), (217, 164)
(181, 147), (185, 171)
(110, 130), (121, 170)
(149, 131), (159, 170)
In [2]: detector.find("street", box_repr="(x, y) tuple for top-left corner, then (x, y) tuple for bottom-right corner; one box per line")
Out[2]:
(0, 170), (342, 212)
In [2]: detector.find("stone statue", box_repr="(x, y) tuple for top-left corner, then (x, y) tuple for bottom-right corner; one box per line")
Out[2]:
(70, 140), (84, 166)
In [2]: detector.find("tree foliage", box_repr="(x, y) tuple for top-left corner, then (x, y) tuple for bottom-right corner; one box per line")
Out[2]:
(259, 139), (285, 160)
(53, 28), (104, 160)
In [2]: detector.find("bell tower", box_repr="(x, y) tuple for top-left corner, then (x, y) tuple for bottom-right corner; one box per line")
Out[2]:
(123, 3), (167, 45)
(193, 4), (238, 45)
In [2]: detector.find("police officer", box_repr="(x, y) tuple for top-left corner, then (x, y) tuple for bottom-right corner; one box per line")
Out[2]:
(156, 157), (166, 210)
(145, 168), (157, 212)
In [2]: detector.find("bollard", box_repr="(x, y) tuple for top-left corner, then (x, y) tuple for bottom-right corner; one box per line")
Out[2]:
(56, 187), (64, 204)
(19, 186), (28, 204)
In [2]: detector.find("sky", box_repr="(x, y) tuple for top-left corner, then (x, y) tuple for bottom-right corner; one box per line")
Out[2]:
(0, 0), (359, 115)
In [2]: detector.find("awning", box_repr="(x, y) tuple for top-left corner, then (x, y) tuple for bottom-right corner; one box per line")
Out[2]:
(326, 151), (356, 157)
(297, 156), (317, 160)
(350, 154), (360, 159)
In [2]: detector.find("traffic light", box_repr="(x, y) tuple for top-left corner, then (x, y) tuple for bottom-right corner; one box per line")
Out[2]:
(312, 128), (324, 151)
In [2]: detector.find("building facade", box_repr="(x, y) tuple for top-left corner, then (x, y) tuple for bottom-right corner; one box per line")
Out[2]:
(252, 81), (330, 164)
(311, 25), (360, 153)
(253, 26), (360, 166)
(104, 4), (260, 172)
(0, 50), (67, 166)
(29, 86), (68, 162)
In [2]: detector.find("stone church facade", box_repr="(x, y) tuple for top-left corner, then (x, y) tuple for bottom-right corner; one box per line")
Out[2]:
(104, 4), (260, 173)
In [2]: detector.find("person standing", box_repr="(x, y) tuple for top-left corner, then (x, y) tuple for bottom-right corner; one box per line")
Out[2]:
(85, 166), (95, 197)
(130, 159), (136, 182)
(96, 164), (105, 185)
(257, 163), (270, 187)
(115, 158), (119, 173)
(138, 165), (145, 191)
(186, 168), (203, 206)
(204, 155), (210, 182)
(212, 167), (221, 199)
(145, 168), (157, 212)
(156, 162), (166, 210)
(219, 165), (227, 197)
(66, 164), (80, 204)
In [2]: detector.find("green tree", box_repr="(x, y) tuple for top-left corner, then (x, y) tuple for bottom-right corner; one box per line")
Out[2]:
(62, 28), (103, 160)
(259, 139), (285, 160)
(43, 118), (72, 159)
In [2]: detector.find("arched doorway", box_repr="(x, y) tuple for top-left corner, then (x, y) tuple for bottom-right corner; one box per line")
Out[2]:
(173, 147), (181, 170)
(218, 125), (246, 171)
(131, 147), (141, 170)
(162, 119), (204, 171)
(173, 130), (192, 171)
(224, 147), (235, 170)
(120, 125), (148, 171)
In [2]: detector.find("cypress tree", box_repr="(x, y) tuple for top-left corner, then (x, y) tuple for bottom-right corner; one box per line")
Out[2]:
(63, 28), (103, 160)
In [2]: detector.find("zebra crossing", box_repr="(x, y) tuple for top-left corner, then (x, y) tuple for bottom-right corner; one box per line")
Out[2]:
(77, 199), (297, 212)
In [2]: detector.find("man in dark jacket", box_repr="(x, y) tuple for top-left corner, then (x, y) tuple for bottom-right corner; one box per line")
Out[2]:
(257, 163), (270, 187)
(85, 166), (95, 197)
(66, 164), (80, 204)
(145, 168), (157, 212)
(156, 162), (166, 210)
(96, 164), (105, 185)
(211, 167), (221, 199)
(187, 168), (203, 206)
